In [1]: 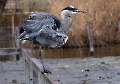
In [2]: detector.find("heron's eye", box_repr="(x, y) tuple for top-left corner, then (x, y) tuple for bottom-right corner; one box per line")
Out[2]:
(72, 10), (77, 12)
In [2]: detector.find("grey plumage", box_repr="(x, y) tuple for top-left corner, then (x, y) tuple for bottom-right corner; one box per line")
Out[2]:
(19, 5), (86, 47)
(19, 5), (86, 73)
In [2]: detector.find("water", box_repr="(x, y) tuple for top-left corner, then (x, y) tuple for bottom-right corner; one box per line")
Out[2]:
(41, 45), (120, 59)
(1, 37), (120, 59)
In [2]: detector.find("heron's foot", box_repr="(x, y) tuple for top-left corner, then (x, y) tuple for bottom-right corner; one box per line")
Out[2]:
(42, 69), (51, 74)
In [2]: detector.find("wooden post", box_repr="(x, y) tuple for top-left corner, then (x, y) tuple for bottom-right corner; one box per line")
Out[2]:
(25, 61), (30, 84)
(118, 20), (120, 31)
(15, 27), (20, 48)
(12, 15), (15, 47)
(87, 22), (94, 56)
(15, 27), (20, 60)
(12, 17), (19, 60)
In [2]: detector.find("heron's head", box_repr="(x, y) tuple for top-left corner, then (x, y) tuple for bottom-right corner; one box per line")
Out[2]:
(62, 5), (86, 15)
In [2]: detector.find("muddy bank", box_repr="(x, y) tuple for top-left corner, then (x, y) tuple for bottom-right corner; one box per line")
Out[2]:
(44, 56), (120, 84)
(0, 55), (120, 84)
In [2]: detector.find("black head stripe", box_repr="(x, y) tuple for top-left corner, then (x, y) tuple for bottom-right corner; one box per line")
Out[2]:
(62, 6), (77, 11)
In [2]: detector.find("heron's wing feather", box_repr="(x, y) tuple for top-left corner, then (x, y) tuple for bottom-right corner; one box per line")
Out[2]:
(20, 20), (41, 40)
(22, 20), (41, 31)
(35, 24), (68, 48)
(19, 31), (27, 39)
(28, 12), (61, 30)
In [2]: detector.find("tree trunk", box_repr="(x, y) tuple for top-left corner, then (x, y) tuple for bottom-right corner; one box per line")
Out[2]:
(0, 0), (7, 14)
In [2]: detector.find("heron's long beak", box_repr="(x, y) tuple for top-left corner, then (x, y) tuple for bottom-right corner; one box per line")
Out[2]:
(77, 10), (87, 13)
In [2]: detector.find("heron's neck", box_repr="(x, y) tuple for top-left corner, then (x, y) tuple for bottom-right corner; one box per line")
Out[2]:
(60, 11), (73, 33)
(61, 10), (71, 20)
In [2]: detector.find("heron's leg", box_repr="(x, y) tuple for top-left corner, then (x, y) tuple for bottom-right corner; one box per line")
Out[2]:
(39, 46), (51, 73)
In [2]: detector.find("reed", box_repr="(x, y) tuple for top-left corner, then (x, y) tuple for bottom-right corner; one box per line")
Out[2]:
(50, 0), (120, 47)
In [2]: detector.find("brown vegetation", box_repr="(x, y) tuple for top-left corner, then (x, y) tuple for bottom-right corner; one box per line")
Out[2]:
(50, 0), (120, 47)
(1, 0), (120, 48)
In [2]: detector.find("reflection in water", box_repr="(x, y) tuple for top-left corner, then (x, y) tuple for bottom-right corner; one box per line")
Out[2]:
(94, 45), (120, 57)
(42, 48), (90, 59)
(36, 45), (120, 59)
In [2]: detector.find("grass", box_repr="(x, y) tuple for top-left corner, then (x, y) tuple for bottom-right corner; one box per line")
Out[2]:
(50, 0), (120, 47)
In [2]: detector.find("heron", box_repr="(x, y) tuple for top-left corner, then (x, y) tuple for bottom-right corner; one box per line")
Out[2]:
(19, 5), (86, 73)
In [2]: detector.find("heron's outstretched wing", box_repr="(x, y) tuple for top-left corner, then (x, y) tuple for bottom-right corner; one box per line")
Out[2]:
(20, 17), (59, 39)
(20, 12), (62, 39)
(21, 18), (68, 47)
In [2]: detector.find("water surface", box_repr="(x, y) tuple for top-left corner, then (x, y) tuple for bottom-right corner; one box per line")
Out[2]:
(41, 45), (120, 59)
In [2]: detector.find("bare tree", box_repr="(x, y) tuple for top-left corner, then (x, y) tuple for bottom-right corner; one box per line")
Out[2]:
(0, 0), (7, 14)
